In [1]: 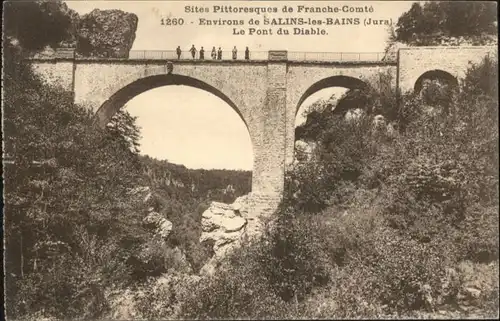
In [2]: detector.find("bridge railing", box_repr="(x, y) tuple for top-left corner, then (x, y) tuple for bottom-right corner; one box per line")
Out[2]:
(128, 50), (387, 62)
(288, 51), (386, 62)
(27, 48), (390, 62)
(128, 50), (269, 60)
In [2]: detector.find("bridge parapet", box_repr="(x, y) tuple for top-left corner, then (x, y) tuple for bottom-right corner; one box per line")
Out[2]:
(26, 48), (390, 63)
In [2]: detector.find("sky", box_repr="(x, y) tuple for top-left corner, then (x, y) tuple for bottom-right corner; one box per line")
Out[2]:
(67, 1), (414, 170)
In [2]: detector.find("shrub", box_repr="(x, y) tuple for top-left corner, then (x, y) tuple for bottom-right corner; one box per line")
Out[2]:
(177, 240), (288, 320)
(134, 272), (201, 320)
(263, 211), (332, 302)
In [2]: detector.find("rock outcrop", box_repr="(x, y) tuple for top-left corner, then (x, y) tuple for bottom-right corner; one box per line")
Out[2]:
(382, 41), (410, 62)
(199, 194), (264, 276)
(76, 9), (138, 58)
(344, 108), (365, 122)
(294, 140), (318, 164)
(127, 186), (173, 240)
(31, 4), (138, 58)
(128, 186), (153, 204)
(144, 210), (173, 240)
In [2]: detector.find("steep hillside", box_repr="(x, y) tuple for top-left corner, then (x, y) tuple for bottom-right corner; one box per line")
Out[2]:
(137, 155), (251, 272)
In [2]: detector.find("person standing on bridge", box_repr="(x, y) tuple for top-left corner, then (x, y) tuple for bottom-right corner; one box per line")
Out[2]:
(217, 47), (222, 60)
(176, 46), (181, 59)
(245, 46), (250, 60)
(232, 46), (237, 59)
(199, 46), (205, 60)
(190, 45), (197, 59)
(211, 46), (216, 59)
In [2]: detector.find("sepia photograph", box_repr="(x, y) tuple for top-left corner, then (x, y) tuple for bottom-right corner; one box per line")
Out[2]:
(2, 0), (499, 319)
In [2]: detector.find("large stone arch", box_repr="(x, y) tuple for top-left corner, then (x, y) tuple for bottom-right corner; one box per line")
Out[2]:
(414, 69), (459, 93)
(74, 63), (285, 208)
(91, 67), (258, 192)
(91, 66), (251, 132)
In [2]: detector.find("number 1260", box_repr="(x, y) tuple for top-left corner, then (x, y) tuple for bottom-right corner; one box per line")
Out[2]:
(161, 18), (184, 25)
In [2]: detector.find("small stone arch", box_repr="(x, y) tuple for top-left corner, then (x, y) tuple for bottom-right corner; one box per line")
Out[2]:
(295, 75), (369, 116)
(414, 69), (459, 94)
(93, 73), (250, 133)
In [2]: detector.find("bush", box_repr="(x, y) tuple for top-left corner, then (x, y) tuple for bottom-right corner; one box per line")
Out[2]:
(177, 240), (288, 320)
(176, 207), (334, 319)
(263, 211), (332, 302)
(134, 272), (201, 320)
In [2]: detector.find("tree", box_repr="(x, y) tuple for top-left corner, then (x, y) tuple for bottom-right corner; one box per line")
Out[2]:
(3, 34), (151, 318)
(106, 107), (143, 155)
(395, 2), (497, 45)
(3, 0), (74, 51)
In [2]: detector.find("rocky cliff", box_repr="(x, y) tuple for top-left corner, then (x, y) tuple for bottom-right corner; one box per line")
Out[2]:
(76, 9), (138, 58)
(198, 194), (265, 276)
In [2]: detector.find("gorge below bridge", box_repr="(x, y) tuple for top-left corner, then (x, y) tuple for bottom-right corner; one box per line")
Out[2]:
(29, 46), (497, 217)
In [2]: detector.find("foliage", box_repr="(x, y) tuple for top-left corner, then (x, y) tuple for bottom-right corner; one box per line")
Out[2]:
(3, 38), (158, 319)
(395, 2), (497, 45)
(107, 109), (142, 154)
(133, 272), (201, 319)
(3, 0), (74, 51)
(139, 155), (251, 272)
(178, 249), (288, 320)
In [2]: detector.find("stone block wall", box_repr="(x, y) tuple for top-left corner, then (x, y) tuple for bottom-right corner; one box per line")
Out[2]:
(251, 60), (288, 200)
(30, 59), (75, 92)
(398, 46), (497, 93)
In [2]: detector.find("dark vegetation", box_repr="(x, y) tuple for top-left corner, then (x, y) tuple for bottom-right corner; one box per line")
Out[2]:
(3, 1), (499, 320)
(394, 2), (497, 45)
(3, 1), (74, 51)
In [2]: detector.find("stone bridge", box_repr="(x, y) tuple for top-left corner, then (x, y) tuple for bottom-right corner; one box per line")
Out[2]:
(28, 46), (497, 217)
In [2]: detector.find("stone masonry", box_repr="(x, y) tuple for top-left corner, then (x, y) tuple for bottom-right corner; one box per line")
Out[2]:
(28, 46), (497, 218)
(397, 46), (497, 93)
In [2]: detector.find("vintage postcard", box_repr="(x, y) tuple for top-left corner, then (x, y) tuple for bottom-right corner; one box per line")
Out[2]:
(3, 1), (498, 320)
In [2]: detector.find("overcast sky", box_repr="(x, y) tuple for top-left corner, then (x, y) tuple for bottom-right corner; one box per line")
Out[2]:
(67, 1), (413, 170)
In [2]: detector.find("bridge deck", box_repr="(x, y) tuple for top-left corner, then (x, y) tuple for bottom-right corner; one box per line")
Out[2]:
(27, 49), (395, 63)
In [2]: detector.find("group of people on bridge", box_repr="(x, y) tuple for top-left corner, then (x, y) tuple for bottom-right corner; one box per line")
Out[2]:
(176, 45), (250, 60)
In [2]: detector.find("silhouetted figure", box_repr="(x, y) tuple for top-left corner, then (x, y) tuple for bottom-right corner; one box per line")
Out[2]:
(199, 47), (205, 59)
(211, 47), (216, 59)
(190, 45), (197, 59)
(217, 47), (222, 60)
(176, 46), (181, 59)
(245, 46), (250, 60)
(232, 46), (237, 59)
